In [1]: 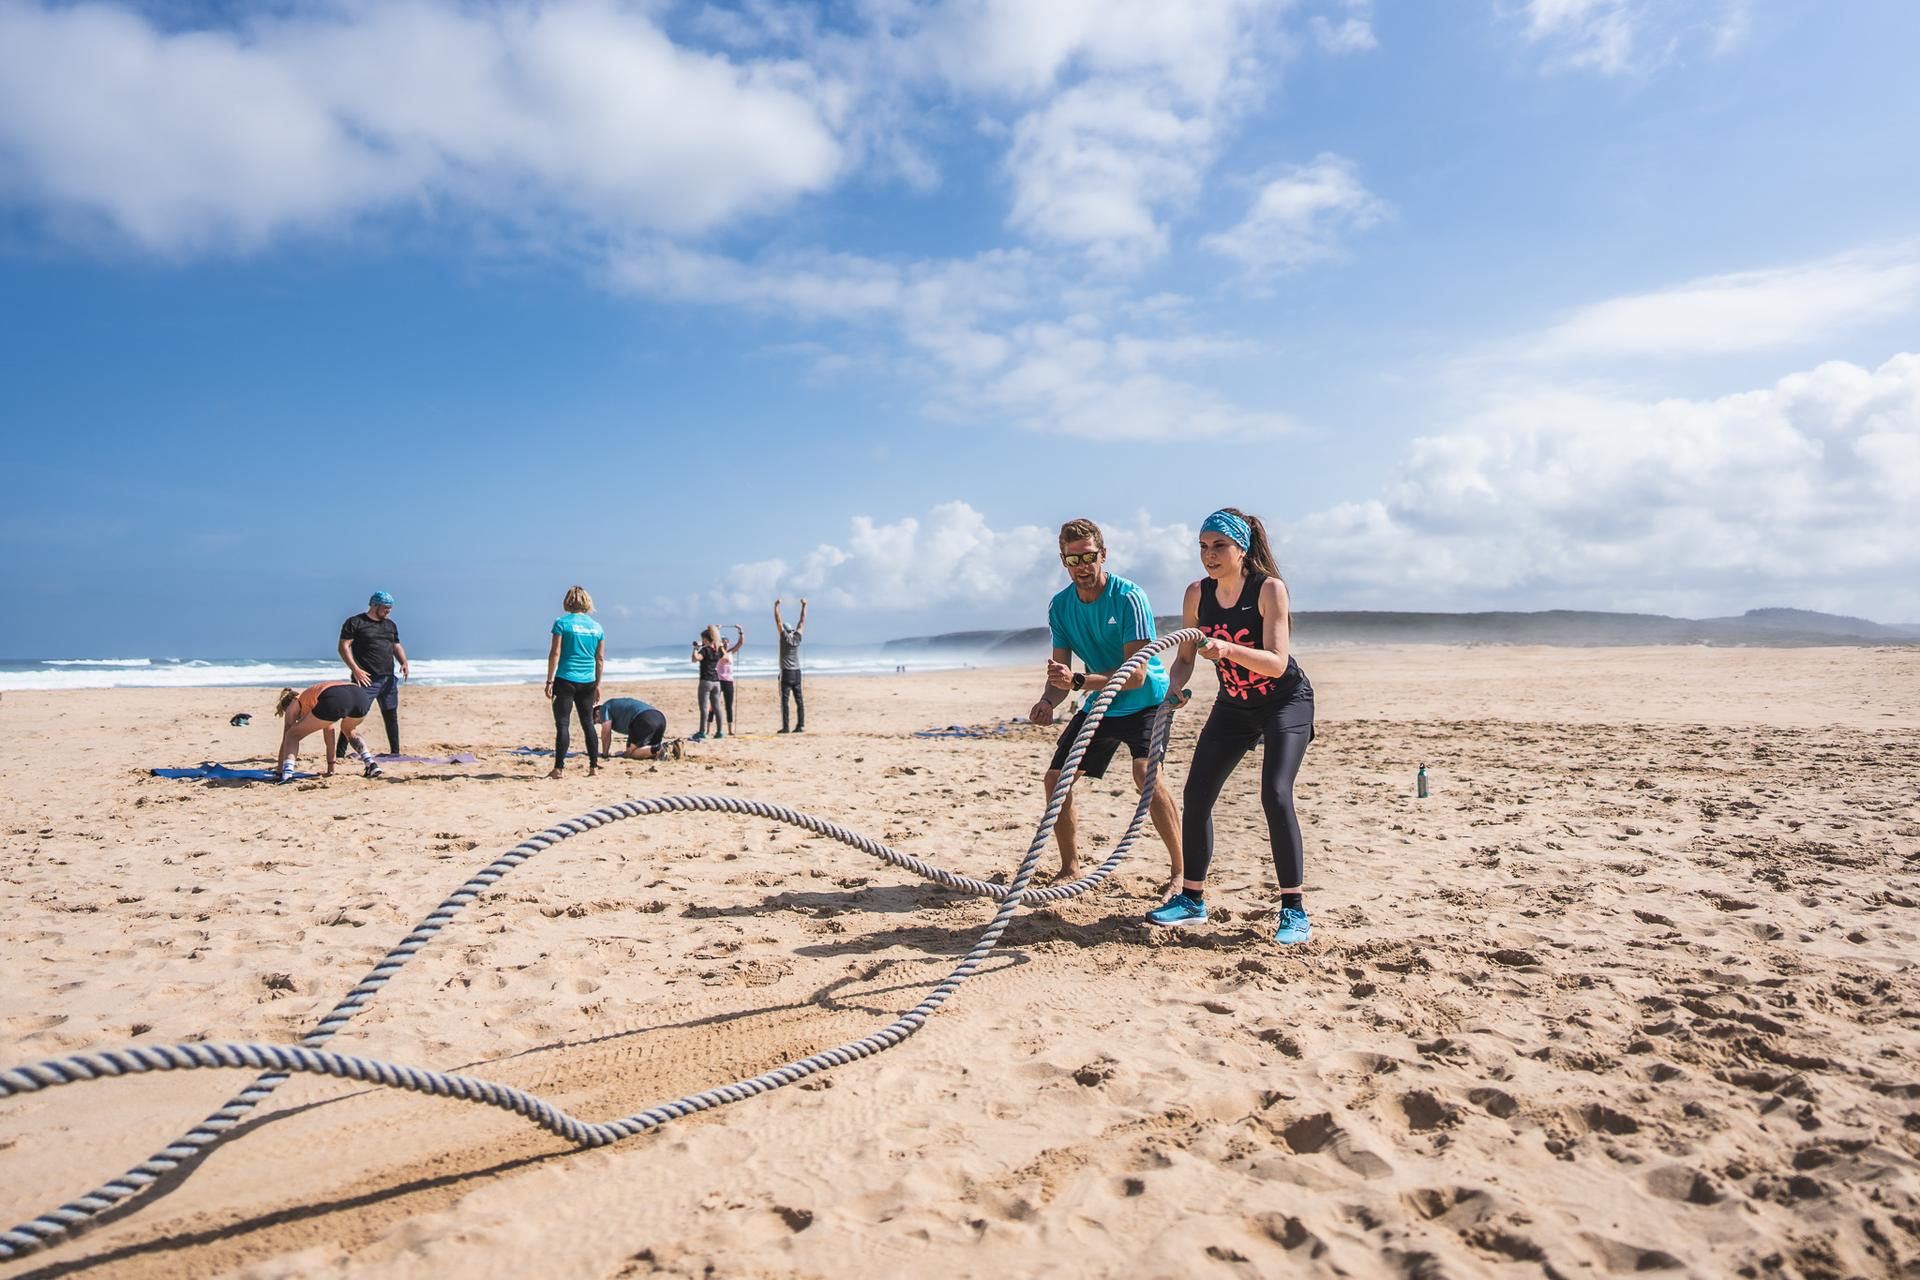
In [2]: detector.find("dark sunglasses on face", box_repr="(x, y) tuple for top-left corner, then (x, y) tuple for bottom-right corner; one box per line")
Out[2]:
(1061, 551), (1101, 566)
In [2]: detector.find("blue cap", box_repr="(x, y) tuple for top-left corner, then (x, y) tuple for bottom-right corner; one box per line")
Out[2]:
(369, 591), (395, 606)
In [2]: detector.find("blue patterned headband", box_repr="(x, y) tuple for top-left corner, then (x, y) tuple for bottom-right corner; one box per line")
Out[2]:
(1200, 510), (1250, 549)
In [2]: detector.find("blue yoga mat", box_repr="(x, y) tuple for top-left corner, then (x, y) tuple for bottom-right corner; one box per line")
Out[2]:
(150, 762), (314, 782)
(913, 719), (1020, 739)
(372, 752), (478, 765)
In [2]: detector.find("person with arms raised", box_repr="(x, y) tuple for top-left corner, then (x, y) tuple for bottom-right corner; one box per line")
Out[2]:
(774, 597), (808, 733)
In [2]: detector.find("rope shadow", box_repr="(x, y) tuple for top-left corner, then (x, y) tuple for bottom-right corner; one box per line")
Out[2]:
(5, 1147), (571, 1280)
(6, 956), (1026, 1255)
(680, 882), (968, 918)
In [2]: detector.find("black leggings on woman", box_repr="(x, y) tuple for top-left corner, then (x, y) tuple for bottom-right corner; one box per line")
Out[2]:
(551, 677), (599, 767)
(1181, 688), (1314, 888)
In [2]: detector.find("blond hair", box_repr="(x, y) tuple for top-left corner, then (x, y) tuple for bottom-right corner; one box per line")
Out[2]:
(1057, 517), (1104, 551)
(701, 624), (722, 645)
(563, 585), (593, 614)
(274, 687), (298, 716)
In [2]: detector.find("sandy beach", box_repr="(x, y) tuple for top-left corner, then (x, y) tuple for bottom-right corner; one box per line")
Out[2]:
(2, 645), (1918, 1279)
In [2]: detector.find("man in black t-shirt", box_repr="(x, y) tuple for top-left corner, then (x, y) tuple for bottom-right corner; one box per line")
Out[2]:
(338, 591), (410, 755)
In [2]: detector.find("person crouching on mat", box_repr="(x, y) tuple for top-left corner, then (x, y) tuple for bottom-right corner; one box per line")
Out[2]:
(596, 697), (681, 761)
(545, 585), (605, 779)
(1148, 508), (1316, 945)
(273, 681), (382, 781)
(1028, 517), (1184, 887)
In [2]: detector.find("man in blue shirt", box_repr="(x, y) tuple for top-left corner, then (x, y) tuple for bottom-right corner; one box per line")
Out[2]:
(1028, 517), (1183, 887)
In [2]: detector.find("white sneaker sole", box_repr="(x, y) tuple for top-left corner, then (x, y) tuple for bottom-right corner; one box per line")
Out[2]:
(1146, 914), (1210, 929)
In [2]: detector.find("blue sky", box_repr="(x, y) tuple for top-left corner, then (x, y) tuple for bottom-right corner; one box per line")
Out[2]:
(3, 0), (1918, 658)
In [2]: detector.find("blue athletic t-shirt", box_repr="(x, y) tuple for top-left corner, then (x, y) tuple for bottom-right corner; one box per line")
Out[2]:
(552, 613), (604, 683)
(596, 697), (654, 734)
(1047, 573), (1167, 718)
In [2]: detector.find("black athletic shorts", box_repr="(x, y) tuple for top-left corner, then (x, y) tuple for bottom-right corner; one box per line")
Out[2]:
(1047, 705), (1155, 780)
(313, 684), (375, 722)
(628, 708), (667, 750)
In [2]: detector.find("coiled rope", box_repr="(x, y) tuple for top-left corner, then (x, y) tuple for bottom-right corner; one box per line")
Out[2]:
(0, 629), (1203, 1262)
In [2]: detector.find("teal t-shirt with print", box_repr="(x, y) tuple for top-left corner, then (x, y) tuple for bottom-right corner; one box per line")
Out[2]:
(552, 613), (604, 683)
(1047, 573), (1167, 717)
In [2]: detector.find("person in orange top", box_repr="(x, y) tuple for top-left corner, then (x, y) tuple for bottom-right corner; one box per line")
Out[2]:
(272, 681), (379, 781)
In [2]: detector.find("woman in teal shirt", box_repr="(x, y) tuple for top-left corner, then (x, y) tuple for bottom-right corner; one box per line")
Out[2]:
(543, 585), (605, 778)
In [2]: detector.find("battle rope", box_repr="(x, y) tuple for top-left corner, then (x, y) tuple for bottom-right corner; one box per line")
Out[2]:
(0, 630), (1204, 1262)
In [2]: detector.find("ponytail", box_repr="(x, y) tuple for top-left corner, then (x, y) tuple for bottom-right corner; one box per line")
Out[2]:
(1220, 506), (1291, 628)
(274, 687), (297, 716)
(1222, 506), (1279, 578)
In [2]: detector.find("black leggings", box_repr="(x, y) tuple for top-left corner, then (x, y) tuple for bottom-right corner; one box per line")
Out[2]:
(551, 678), (599, 766)
(1181, 691), (1313, 888)
(720, 680), (735, 728)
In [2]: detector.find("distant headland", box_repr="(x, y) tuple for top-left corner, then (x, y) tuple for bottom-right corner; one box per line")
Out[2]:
(883, 607), (1920, 658)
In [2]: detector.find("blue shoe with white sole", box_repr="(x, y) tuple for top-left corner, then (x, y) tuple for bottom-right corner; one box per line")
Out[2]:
(1273, 906), (1312, 945)
(1145, 893), (1208, 927)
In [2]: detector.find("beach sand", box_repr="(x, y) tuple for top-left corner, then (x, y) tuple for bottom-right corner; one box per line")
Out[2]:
(2, 645), (1918, 1278)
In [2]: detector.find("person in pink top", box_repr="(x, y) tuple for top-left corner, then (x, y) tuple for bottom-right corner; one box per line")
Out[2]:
(715, 624), (744, 733)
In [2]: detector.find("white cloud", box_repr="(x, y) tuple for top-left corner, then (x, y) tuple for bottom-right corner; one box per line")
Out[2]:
(710, 501), (1199, 618)
(0, 0), (845, 251)
(1309, 0), (1377, 54)
(703, 354), (1920, 624)
(902, 0), (1289, 264)
(1203, 153), (1388, 274)
(1525, 246), (1920, 362)
(1285, 352), (1920, 615)
(1517, 0), (1751, 76)
(611, 241), (1294, 441)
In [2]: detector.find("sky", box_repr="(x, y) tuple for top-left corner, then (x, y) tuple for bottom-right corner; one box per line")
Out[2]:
(2, 0), (1917, 658)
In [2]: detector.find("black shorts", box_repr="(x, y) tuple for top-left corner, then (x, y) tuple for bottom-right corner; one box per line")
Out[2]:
(627, 709), (667, 750)
(1047, 706), (1155, 780)
(312, 684), (374, 722)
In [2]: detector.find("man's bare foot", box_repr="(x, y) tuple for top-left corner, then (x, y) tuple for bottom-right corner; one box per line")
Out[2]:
(546, 767), (564, 779)
(1055, 862), (1079, 881)
(587, 765), (598, 777)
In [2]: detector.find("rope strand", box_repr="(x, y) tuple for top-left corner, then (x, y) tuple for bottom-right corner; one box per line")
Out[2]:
(0, 629), (1202, 1261)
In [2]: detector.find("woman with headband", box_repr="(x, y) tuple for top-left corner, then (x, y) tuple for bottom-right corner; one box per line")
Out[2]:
(1149, 508), (1316, 944)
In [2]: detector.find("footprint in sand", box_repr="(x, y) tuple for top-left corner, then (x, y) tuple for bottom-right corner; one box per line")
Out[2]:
(1279, 1112), (1392, 1180)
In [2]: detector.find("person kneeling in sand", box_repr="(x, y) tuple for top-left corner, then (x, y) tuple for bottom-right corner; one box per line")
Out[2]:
(1028, 517), (1183, 887)
(597, 697), (681, 762)
(273, 682), (382, 781)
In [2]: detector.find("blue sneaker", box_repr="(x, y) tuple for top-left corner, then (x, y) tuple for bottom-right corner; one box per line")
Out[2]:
(1146, 893), (1208, 927)
(1273, 906), (1312, 945)
(689, 732), (708, 743)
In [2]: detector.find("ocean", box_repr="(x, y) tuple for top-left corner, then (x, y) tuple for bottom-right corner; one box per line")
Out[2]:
(0, 648), (993, 692)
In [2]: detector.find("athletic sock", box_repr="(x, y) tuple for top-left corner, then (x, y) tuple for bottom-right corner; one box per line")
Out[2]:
(1185, 887), (1204, 903)
(1281, 892), (1304, 912)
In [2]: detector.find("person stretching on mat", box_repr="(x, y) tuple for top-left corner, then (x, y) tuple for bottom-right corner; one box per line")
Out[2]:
(690, 625), (727, 741)
(1027, 517), (1183, 887)
(596, 697), (681, 761)
(1148, 508), (1316, 945)
(273, 681), (381, 781)
(544, 585), (604, 779)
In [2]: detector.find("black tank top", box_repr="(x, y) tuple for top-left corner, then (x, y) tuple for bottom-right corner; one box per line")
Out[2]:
(1197, 572), (1303, 707)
